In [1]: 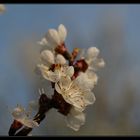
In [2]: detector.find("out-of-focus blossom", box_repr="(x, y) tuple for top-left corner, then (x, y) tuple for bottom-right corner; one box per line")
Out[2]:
(75, 71), (98, 90)
(12, 105), (39, 128)
(0, 4), (5, 13)
(83, 47), (105, 71)
(65, 107), (85, 131)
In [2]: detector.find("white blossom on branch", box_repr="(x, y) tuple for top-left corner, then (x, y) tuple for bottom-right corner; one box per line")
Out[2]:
(12, 105), (39, 128)
(0, 4), (5, 13)
(38, 24), (67, 50)
(9, 24), (105, 135)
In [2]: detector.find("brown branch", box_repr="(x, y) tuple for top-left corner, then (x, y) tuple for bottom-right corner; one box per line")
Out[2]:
(9, 91), (71, 136)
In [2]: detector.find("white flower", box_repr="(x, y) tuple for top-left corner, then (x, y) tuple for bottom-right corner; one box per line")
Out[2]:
(41, 50), (55, 64)
(75, 71), (98, 90)
(38, 24), (67, 49)
(84, 47), (105, 71)
(0, 4), (5, 13)
(65, 107), (85, 131)
(38, 64), (74, 83)
(12, 105), (25, 119)
(55, 76), (96, 112)
(56, 54), (66, 65)
(12, 105), (39, 128)
(86, 47), (99, 59)
(40, 49), (66, 65)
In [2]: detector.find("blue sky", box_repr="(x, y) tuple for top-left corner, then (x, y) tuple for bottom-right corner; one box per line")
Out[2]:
(0, 4), (140, 56)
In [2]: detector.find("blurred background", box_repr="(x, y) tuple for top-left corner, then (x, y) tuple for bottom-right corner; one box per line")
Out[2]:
(0, 4), (140, 136)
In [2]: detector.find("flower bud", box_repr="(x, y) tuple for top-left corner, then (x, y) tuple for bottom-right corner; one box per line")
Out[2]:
(41, 50), (55, 64)
(56, 54), (66, 65)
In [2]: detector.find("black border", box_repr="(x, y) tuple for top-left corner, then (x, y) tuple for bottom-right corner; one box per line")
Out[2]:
(1, 1), (140, 4)
(1, 2), (140, 138)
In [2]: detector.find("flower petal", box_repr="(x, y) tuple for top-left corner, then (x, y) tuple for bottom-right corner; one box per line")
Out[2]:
(47, 70), (60, 82)
(37, 64), (50, 80)
(90, 58), (105, 71)
(66, 66), (74, 77)
(55, 76), (72, 94)
(12, 105), (39, 128)
(38, 64), (60, 82)
(56, 54), (66, 65)
(95, 58), (105, 68)
(75, 72), (97, 90)
(19, 118), (39, 128)
(86, 47), (100, 59)
(55, 82), (62, 94)
(86, 71), (98, 88)
(58, 24), (67, 43)
(41, 50), (55, 64)
(47, 29), (60, 46)
(83, 90), (96, 105)
(12, 106), (25, 120)
(65, 91), (85, 112)
(65, 107), (85, 131)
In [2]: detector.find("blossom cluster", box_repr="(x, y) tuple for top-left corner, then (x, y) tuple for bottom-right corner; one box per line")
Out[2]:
(11, 24), (105, 133)
(0, 4), (5, 13)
